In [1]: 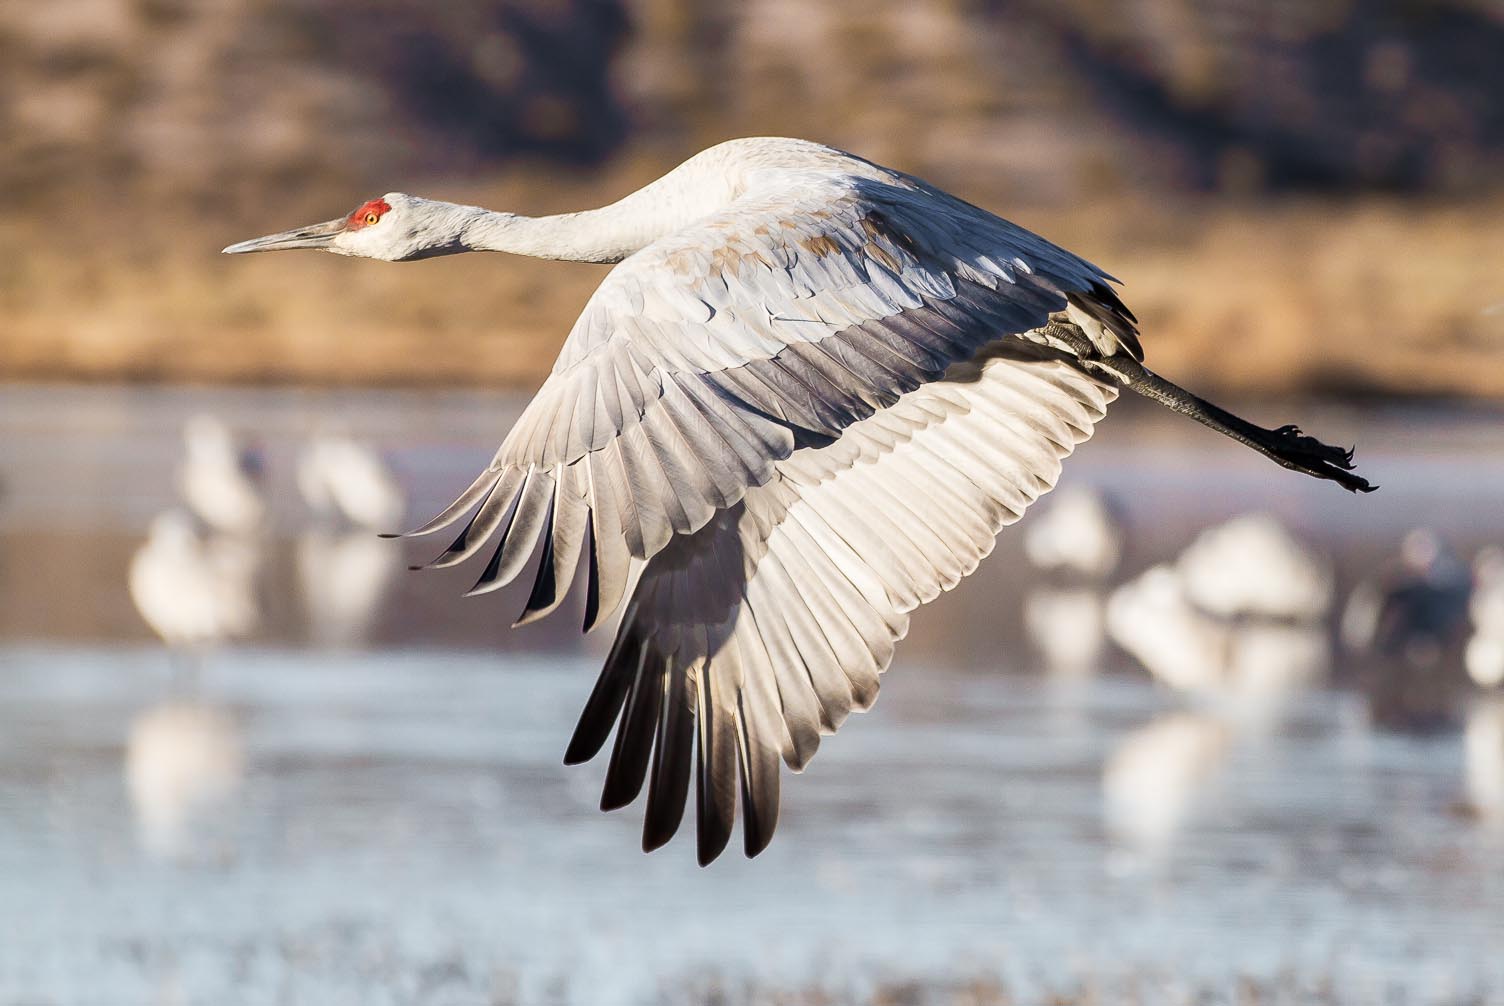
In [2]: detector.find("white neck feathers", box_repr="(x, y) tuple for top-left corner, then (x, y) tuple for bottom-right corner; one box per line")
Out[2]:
(460, 154), (744, 264)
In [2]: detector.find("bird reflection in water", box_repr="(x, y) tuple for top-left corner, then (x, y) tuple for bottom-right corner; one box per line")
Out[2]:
(1103, 711), (1230, 858)
(1464, 698), (1504, 831)
(1101, 515), (1334, 859)
(1022, 486), (1122, 678)
(125, 702), (245, 861)
(1107, 515), (1333, 723)
(1465, 547), (1504, 690)
(295, 433), (406, 648)
(124, 415), (264, 861)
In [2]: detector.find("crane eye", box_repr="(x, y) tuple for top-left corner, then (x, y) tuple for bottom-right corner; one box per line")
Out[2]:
(364, 212), (381, 225)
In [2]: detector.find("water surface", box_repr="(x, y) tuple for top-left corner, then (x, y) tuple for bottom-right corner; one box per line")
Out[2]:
(2, 384), (1502, 1004)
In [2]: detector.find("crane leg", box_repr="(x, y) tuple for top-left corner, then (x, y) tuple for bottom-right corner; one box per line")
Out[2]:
(1081, 353), (1376, 493)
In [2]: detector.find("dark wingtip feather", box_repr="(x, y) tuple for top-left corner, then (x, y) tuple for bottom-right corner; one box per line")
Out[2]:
(642, 670), (694, 853)
(393, 466), (502, 538)
(582, 511), (603, 632)
(563, 623), (641, 766)
(515, 503), (562, 628)
(694, 676), (737, 867)
(599, 649), (661, 812)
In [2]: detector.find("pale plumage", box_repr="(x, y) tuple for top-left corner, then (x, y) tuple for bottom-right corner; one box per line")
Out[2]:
(129, 510), (260, 649)
(1106, 563), (1329, 710)
(178, 414), (265, 535)
(226, 137), (1372, 863)
(1176, 514), (1333, 621)
(297, 433), (406, 532)
(1466, 547), (1504, 688)
(1023, 486), (1122, 580)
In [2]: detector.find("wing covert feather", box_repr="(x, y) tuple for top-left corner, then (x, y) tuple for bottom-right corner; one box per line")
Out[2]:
(405, 176), (1136, 633)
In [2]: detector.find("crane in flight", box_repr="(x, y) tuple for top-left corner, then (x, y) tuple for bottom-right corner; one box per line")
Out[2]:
(225, 137), (1373, 864)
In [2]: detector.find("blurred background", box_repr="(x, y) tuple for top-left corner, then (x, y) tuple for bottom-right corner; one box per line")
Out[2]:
(3, 1), (1504, 1003)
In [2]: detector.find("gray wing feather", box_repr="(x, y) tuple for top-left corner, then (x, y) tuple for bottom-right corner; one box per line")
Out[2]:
(568, 352), (1118, 861)
(403, 176), (1136, 630)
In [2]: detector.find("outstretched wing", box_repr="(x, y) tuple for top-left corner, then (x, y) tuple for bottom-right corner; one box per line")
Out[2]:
(400, 173), (1137, 630)
(564, 348), (1119, 863)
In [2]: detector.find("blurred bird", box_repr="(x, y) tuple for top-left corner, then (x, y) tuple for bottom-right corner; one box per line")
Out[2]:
(1022, 486), (1122, 580)
(1341, 529), (1471, 663)
(296, 433), (405, 532)
(125, 702), (245, 860)
(294, 433), (404, 647)
(1024, 586), (1108, 676)
(1106, 563), (1327, 713)
(1341, 529), (1472, 731)
(178, 414), (265, 535)
(296, 529), (399, 648)
(1176, 514), (1333, 622)
(129, 510), (260, 662)
(1465, 547), (1504, 689)
(225, 136), (1372, 863)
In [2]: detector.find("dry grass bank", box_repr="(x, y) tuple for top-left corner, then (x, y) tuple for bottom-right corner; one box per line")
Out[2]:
(4, 186), (1502, 397)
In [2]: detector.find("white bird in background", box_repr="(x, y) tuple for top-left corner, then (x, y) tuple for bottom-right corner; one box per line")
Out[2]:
(1025, 587), (1109, 676)
(178, 414), (266, 535)
(1176, 514), (1333, 622)
(129, 510), (260, 657)
(1021, 487), (1121, 674)
(294, 433), (405, 647)
(1023, 485), (1122, 580)
(225, 136), (1372, 863)
(1106, 563), (1328, 712)
(297, 433), (406, 532)
(125, 702), (245, 860)
(1465, 547), (1504, 689)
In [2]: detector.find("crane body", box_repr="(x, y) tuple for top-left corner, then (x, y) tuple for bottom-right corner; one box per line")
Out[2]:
(226, 137), (1372, 864)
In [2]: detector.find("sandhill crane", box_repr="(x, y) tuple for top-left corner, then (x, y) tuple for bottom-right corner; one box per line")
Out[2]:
(1176, 514), (1333, 622)
(129, 510), (260, 661)
(225, 137), (1372, 864)
(1105, 563), (1328, 715)
(1021, 487), (1121, 676)
(1023, 486), (1122, 581)
(1342, 528), (1472, 730)
(294, 434), (404, 646)
(178, 414), (266, 535)
(297, 433), (406, 532)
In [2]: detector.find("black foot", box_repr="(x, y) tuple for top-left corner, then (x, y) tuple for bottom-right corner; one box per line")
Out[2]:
(1265, 425), (1376, 493)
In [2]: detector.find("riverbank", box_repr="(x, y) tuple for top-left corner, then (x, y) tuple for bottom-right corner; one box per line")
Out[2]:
(5, 190), (1502, 397)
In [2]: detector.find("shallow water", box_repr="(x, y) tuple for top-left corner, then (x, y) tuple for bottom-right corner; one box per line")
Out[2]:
(2, 384), (1503, 1004)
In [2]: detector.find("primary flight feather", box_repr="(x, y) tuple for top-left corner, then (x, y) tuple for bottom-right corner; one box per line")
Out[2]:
(226, 137), (1372, 864)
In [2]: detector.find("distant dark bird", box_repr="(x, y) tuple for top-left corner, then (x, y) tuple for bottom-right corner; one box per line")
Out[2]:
(225, 137), (1372, 863)
(1343, 529), (1472, 731)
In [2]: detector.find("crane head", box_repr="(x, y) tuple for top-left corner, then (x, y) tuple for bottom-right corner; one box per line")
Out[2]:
(221, 193), (473, 261)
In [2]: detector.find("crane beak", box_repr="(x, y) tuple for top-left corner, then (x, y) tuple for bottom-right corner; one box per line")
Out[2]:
(221, 217), (346, 254)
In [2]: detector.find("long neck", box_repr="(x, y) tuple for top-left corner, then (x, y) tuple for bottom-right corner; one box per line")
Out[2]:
(460, 208), (663, 264)
(456, 159), (742, 264)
